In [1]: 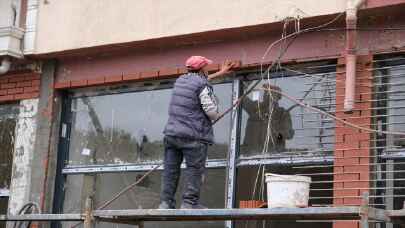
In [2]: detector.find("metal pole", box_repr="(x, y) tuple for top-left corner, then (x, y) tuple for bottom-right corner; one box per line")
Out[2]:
(360, 192), (370, 228)
(83, 197), (94, 228)
(225, 79), (241, 228)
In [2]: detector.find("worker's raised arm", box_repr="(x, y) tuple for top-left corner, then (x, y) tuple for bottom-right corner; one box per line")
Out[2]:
(199, 85), (220, 122)
(207, 61), (236, 81)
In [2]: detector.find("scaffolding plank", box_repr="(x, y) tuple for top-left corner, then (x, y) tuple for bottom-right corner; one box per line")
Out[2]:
(94, 207), (364, 222)
(0, 214), (83, 221)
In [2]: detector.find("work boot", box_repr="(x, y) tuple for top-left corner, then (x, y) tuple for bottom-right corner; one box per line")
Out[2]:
(180, 202), (208, 209)
(158, 201), (175, 209)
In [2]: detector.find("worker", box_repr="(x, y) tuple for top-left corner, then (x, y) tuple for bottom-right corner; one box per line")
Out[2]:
(241, 83), (294, 154)
(159, 56), (235, 209)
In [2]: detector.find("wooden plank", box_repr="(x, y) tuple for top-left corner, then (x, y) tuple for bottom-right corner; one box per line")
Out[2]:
(94, 207), (363, 222)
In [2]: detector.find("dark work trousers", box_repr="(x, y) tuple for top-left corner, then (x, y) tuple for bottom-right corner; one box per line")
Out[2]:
(160, 135), (208, 207)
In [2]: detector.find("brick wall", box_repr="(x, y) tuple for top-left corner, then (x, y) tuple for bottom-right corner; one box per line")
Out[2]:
(53, 61), (242, 89)
(0, 72), (40, 102)
(333, 55), (373, 228)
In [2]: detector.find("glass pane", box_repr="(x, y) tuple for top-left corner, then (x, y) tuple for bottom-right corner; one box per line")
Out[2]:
(209, 83), (232, 159)
(0, 197), (7, 228)
(67, 83), (232, 166)
(239, 74), (335, 158)
(62, 169), (226, 228)
(386, 66), (405, 148)
(0, 104), (18, 193)
(235, 165), (332, 228)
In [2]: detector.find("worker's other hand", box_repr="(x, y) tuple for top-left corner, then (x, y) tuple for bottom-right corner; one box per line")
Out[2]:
(262, 83), (281, 92)
(219, 60), (236, 75)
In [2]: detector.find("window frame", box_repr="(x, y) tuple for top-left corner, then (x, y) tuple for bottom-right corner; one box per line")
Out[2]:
(53, 62), (338, 228)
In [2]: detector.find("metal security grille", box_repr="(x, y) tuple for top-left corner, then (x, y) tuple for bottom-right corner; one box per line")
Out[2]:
(373, 56), (405, 217)
(236, 62), (337, 210)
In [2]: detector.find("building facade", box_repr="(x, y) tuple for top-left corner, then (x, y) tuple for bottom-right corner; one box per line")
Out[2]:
(1, 1), (405, 228)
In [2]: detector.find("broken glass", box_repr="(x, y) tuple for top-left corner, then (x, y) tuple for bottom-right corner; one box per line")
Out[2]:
(239, 74), (335, 158)
(67, 83), (231, 166)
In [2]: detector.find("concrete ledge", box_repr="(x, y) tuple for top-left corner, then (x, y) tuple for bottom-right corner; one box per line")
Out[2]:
(0, 26), (25, 58)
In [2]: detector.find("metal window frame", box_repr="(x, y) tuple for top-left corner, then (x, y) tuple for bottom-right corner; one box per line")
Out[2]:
(0, 189), (9, 198)
(54, 64), (340, 228)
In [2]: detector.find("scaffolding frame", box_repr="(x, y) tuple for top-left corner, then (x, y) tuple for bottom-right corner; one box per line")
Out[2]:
(1, 194), (404, 228)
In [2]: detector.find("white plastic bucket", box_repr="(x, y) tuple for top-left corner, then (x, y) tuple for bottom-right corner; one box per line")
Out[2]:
(265, 173), (311, 208)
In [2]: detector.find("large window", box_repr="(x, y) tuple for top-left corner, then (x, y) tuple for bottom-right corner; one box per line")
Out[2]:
(55, 79), (232, 228)
(55, 63), (337, 228)
(374, 56), (405, 228)
(0, 104), (19, 228)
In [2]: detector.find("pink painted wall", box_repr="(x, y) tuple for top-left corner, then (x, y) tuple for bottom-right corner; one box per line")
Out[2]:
(56, 6), (405, 83)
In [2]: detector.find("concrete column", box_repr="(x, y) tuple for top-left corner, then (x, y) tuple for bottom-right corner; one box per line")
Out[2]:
(7, 61), (60, 228)
(7, 98), (39, 214)
(29, 60), (60, 214)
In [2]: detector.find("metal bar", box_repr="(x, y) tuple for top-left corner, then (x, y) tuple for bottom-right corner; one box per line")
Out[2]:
(386, 160), (394, 228)
(225, 79), (241, 228)
(62, 159), (228, 174)
(237, 155), (334, 166)
(361, 192), (370, 228)
(0, 214), (83, 222)
(83, 197), (94, 228)
(93, 207), (365, 222)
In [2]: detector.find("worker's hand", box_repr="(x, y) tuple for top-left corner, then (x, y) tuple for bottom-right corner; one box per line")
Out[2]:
(208, 60), (237, 81)
(219, 60), (236, 75)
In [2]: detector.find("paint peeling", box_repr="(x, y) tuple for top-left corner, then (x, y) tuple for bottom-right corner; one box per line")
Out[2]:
(7, 99), (39, 215)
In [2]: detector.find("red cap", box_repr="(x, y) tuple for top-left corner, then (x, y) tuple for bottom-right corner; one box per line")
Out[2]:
(185, 56), (213, 70)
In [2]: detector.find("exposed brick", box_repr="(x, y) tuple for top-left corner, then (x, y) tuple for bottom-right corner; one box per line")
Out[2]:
(54, 81), (70, 89)
(335, 143), (358, 151)
(7, 88), (23, 95)
(0, 90), (6, 96)
(335, 157), (359, 166)
(205, 64), (220, 73)
(32, 80), (40, 86)
(24, 74), (40, 81)
(359, 141), (371, 148)
(1, 83), (16, 89)
(123, 73), (141, 81)
(14, 92), (39, 100)
(344, 133), (371, 142)
(8, 76), (27, 83)
(344, 165), (369, 173)
(335, 134), (345, 144)
(70, 80), (88, 88)
(139, 70), (159, 79)
(0, 95), (14, 102)
(334, 189), (358, 197)
(333, 198), (344, 206)
(159, 68), (179, 77)
(343, 197), (361, 205)
(333, 221), (357, 228)
(334, 166), (344, 173)
(105, 75), (123, 83)
(87, 77), (105, 86)
(0, 77), (9, 83)
(344, 181), (368, 189)
(334, 173), (359, 181)
(16, 81), (32, 88)
(335, 127), (360, 135)
(24, 86), (40, 93)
